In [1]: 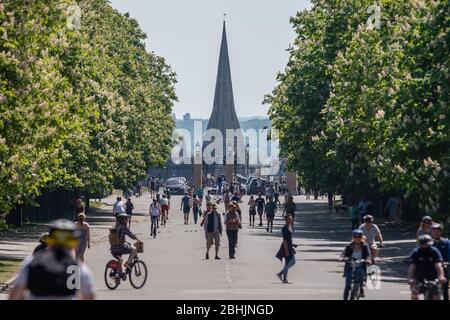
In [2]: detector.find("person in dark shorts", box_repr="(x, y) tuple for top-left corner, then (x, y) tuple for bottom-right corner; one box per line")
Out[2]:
(248, 196), (257, 226)
(255, 193), (266, 227)
(181, 192), (192, 225)
(265, 197), (277, 233)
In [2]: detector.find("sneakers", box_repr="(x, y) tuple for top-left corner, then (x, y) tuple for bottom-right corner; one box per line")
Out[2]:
(215, 256), (221, 260)
(283, 280), (293, 284)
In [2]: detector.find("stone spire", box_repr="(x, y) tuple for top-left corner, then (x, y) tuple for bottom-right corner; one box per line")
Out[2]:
(206, 21), (241, 139)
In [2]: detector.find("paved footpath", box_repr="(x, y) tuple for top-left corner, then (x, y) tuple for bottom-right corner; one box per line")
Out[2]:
(1, 194), (415, 300)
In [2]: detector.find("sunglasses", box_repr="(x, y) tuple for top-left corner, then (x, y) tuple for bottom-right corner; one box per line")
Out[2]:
(424, 221), (432, 224)
(353, 235), (362, 238)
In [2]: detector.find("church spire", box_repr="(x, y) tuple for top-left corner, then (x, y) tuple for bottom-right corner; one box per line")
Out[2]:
(206, 20), (241, 137)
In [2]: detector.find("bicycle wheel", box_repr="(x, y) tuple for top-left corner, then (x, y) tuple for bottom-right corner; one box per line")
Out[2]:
(104, 265), (120, 290)
(350, 283), (360, 300)
(129, 260), (148, 289)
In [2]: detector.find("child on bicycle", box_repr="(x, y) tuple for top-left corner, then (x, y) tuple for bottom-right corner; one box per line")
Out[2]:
(339, 229), (371, 300)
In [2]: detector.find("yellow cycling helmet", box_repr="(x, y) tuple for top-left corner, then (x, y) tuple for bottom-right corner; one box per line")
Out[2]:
(46, 219), (80, 249)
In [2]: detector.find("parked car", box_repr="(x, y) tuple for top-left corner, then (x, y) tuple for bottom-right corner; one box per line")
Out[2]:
(247, 177), (268, 195)
(165, 178), (188, 195)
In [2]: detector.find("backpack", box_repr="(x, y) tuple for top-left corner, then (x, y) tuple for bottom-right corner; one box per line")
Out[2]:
(27, 249), (78, 297)
(109, 225), (121, 246)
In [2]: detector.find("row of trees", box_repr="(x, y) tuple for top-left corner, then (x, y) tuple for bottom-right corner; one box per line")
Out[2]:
(0, 0), (177, 217)
(266, 0), (450, 221)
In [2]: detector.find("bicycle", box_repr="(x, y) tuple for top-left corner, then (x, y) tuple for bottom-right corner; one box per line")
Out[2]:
(344, 258), (367, 300)
(417, 279), (441, 300)
(104, 247), (148, 290)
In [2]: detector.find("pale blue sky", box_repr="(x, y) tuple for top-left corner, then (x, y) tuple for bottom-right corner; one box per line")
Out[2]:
(109, 0), (311, 118)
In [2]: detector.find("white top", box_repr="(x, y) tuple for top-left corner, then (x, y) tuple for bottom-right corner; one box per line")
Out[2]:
(15, 255), (96, 300)
(150, 203), (161, 216)
(359, 223), (381, 246)
(160, 198), (169, 206)
(113, 201), (126, 215)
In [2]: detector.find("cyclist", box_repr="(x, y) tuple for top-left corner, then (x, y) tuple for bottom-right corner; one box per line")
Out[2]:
(339, 229), (371, 300)
(417, 216), (433, 242)
(111, 213), (143, 272)
(431, 223), (450, 300)
(255, 192), (266, 227)
(359, 215), (384, 264)
(408, 234), (447, 300)
(9, 219), (95, 300)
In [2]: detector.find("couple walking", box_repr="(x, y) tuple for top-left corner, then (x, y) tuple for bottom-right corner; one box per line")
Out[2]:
(200, 202), (241, 260)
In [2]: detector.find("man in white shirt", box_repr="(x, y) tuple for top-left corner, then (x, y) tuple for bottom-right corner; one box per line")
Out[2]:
(113, 197), (126, 217)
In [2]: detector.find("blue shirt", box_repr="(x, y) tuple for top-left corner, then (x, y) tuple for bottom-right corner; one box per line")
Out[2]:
(433, 239), (450, 262)
(409, 246), (443, 280)
(181, 196), (191, 209)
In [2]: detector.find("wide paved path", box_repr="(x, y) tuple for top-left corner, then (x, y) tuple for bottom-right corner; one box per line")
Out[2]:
(85, 194), (413, 300)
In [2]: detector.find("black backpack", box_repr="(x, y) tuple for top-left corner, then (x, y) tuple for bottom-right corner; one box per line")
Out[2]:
(27, 249), (78, 297)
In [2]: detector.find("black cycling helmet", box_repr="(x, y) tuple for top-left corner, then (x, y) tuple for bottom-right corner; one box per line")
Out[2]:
(418, 234), (434, 246)
(364, 215), (374, 222)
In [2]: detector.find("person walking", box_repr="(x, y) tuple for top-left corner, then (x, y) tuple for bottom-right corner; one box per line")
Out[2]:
(328, 192), (334, 213)
(75, 213), (91, 262)
(349, 202), (359, 231)
(384, 194), (400, 225)
(276, 215), (297, 284)
(357, 197), (371, 223)
(192, 194), (201, 224)
(200, 203), (222, 260)
(265, 196), (277, 233)
(149, 199), (161, 238)
(125, 198), (134, 228)
(255, 192), (266, 227)
(113, 197), (126, 217)
(72, 198), (85, 221)
(248, 196), (256, 227)
(283, 195), (296, 232)
(160, 194), (169, 227)
(224, 202), (240, 259)
(181, 192), (192, 225)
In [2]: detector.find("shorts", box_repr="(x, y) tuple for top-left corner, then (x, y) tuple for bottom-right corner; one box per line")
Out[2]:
(111, 243), (133, 258)
(266, 214), (275, 221)
(183, 207), (190, 214)
(411, 279), (440, 296)
(205, 232), (220, 247)
(161, 204), (169, 211)
(257, 209), (264, 215)
(249, 208), (256, 215)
